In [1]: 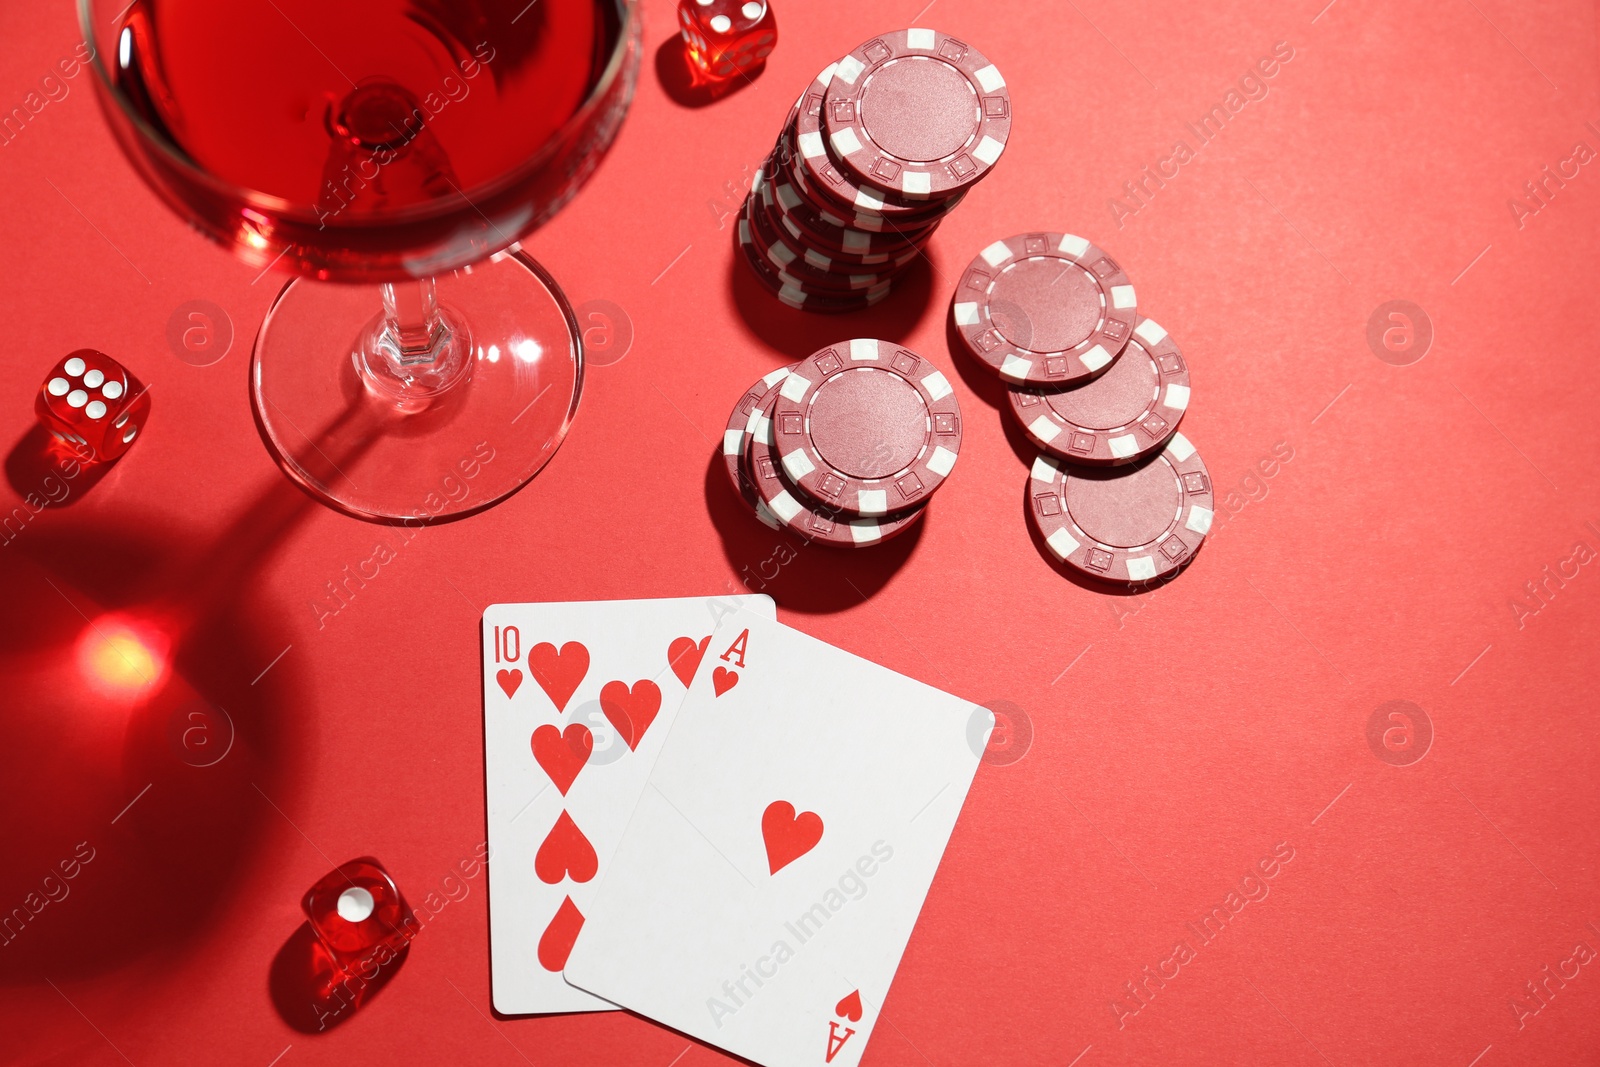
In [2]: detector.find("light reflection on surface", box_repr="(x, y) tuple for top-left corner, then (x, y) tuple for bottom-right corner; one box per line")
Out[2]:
(76, 614), (171, 699)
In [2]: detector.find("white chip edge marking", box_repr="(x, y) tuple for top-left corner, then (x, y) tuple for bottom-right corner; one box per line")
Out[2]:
(855, 188), (886, 211)
(723, 428), (745, 457)
(1046, 528), (1080, 561)
(1187, 505), (1214, 536)
(1110, 285), (1137, 310)
(973, 135), (1005, 164)
(782, 451), (816, 484)
(771, 490), (804, 522)
(1058, 234), (1090, 258)
(907, 28), (936, 50)
(1000, 354), (1034, 381)
(803, 248), (832, 271)
(1134, 318), (1168, 346)
(1167, 432), (1196, 462)
(926, 446), (958, 476)
(1164, 384), (1191, 411)
(974, 63), (1005, 92)
(1080, 345), (1113, 373)
(843, 231), (871, 254)
(780, 373), (812, 402)
(755, 499), (781, 529)
(849, 521), (885, 545)
(953, 301), (980, 327)
(1030, 455), (1060, 483)
(857, 489), (888, 515)
(1028, 415), (1062, 443)
(835, 54), (865, 85)
(831, 127), (865, 158)
(797, 130), (826, 159)
(1108, 434), (1138, 458)
(1127, 556), (1158, 582)
(902, 172), (932, 196)
(921, 369), (953, 402)
(849, 338), (880, 361)
(980, 240), (1013, 268)
(776, 183), (801, 211)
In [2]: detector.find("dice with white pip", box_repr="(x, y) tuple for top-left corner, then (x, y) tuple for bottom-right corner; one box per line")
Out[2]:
(36, 348), (149, 462)
(677, 0), (777, 82)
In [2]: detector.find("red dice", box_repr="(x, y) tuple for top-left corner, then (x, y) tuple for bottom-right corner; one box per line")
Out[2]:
(677, 0), (777, 81)
(36, 349), (149, 462)
(302, 857), (415, 974)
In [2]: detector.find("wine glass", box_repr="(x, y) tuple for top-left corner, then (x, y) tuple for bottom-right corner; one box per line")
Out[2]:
(79, 0), (640, 520)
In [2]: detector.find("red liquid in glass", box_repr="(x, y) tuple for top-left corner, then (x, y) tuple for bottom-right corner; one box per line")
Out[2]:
(104, 0), (631, 280)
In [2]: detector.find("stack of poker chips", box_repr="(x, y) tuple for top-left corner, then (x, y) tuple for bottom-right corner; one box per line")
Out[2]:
(737, 28), (1012, 313)
(950, 233), (1216, 585)
(721, 339), (963, 547)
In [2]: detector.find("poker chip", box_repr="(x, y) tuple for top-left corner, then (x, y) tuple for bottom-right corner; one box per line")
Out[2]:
(746, 386), (928, 547)
(746, 190), (911, 293)
(736, 217), (892, 313)
(1007, 317), (1190, 465)
(722, 365), (794, 529)
(823, 29), (1012, 199)
(765, 173), (937, 258)
(1026, 433), (1213, 584)
(738, 39), (1001, 314)
(953, 232), (1139, 386)
(790, 65), (960, 220)
(771, 339), (962, 517)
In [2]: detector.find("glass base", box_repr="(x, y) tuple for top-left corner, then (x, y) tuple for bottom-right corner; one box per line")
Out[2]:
(250, 251), (582, 522)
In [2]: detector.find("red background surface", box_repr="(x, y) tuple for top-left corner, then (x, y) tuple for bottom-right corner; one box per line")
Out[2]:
(3, 0), (1599, 1064)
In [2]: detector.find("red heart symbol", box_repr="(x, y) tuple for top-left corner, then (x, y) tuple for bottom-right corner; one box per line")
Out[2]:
(600, 679), (662, 750)
(535, 811), (598, 884)
(530, 723), (592, 795)
(537, 896), (584, 972)
(668, 634), (712, 688)
(761, 800), (823, 874)
(528, 641), (589, 712)
(496, 668), (522, 699)
(835, 989), (863, 1021)
(712, 666), (739, 697)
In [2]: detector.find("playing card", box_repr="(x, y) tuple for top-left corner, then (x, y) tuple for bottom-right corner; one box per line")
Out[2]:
(481, 594), (776, 1015)
(564, 609), (990, 1066)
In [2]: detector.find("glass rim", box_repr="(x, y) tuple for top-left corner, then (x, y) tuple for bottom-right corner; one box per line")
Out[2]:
(76, 0), (639, 228)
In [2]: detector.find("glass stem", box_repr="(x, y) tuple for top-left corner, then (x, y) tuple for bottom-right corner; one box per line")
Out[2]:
(381, 277), (449, 366)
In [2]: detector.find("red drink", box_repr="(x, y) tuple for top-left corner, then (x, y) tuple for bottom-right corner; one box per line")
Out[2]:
(100, 0), (633, 280)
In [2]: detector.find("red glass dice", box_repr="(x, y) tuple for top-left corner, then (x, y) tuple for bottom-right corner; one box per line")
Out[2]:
(35, 348), (150, 462)
(301, 857), (414, 972)
(677, 0), (777, 81)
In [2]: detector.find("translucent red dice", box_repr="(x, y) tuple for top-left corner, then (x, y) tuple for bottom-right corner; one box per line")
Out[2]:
(301, 857), (415, 972)
(677, 0), (777, 81)
(35, 348), (150, 461)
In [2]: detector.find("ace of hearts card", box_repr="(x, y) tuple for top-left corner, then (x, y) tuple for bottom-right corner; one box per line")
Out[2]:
(481, 594), (775, 1014)
(564, 608), (990, 1067)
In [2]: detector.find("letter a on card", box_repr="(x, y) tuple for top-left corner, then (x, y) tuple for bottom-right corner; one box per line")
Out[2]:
(719, 628), (750, 667)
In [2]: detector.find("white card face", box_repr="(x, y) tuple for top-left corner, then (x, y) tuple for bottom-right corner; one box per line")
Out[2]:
(564, 609), (989, 1066)
(481, 594), (776, 1015)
